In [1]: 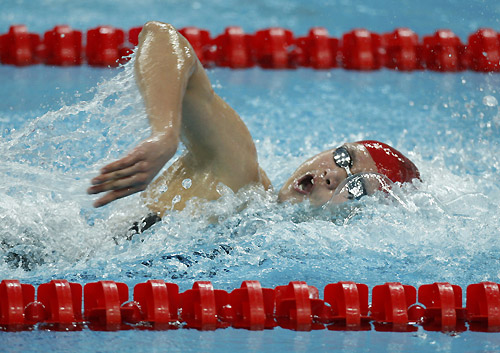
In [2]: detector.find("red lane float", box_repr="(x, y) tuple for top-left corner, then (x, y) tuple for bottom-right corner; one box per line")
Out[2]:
(384, 28), (422, 71)
(274, 281), (329, 330)
(179, 281), (232, 330)
(86, 26), (125, 67)
(341, 29), (382, 70)
(371, 282), (420, 332)
(229, 280), (275, 330)
(252, 28), (295, 69)
(324, 281), (370, 330)
(467, 28), (500, 72)
(128, 26), (143, 47)
(2, 279), (500, 332)
(422, 30), (464, 72)
(84, 280), (131, 330)
(293, 27), (337, 69)
(467, 281), (500, 332)
(0, 280), (35, 327)
(43, 25), (82, 66)
(1, 25), (500, 71)
(36, 280), (83, 329)
(0, 25), (42, 66)
(211, 26), (253, 69)
(133, 279), (179, 328)
(419, 282), (466, 331)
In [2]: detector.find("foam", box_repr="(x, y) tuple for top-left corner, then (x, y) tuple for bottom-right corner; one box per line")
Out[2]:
(0, 59), (499, 298)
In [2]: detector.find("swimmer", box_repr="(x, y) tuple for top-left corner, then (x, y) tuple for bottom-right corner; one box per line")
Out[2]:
(87, 21), (420, 217)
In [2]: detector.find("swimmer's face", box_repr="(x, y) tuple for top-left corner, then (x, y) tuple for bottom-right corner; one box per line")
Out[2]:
(278, 143), (378, 206)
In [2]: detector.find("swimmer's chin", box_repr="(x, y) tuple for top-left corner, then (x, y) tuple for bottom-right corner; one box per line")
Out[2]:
(277, 187), (330, 207)
(277, 192), (318, 209)
(277, 194), (304, 205)
(278, 183), (304, 204)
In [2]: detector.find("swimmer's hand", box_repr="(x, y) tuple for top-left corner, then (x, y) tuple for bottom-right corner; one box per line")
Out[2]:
(87, 134), (178, 207)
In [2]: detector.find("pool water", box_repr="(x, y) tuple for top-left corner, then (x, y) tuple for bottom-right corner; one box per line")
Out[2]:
(1, 0), (500, 352)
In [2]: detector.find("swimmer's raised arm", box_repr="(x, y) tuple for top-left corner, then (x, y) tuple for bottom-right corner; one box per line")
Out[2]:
(88, 21), (270, 209)
(88, 22), (196, 207)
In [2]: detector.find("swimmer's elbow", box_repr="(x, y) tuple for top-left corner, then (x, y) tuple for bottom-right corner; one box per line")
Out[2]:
(140, 21), (177, 39)
(137, 21), (197, 73)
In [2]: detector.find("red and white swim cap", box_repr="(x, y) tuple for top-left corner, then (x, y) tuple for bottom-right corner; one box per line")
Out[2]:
(357, 140), (420, 184)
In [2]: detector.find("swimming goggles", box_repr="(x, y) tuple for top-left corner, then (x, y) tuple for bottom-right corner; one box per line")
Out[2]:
(333, 146), (367, 199)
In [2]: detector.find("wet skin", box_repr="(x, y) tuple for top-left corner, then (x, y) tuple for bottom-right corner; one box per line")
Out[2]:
(88, 21), (379, 213)
(278, 143), (378, 207)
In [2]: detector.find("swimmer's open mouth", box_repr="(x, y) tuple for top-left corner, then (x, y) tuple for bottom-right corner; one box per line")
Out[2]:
(294, 174), (315, 195)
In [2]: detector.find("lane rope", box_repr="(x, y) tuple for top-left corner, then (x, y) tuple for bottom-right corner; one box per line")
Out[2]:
(0, 25), (499, 71)
(1, 279), (499, 332)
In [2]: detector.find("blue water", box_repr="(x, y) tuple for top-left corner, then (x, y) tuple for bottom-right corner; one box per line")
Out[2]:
(1, 0), (500, 352)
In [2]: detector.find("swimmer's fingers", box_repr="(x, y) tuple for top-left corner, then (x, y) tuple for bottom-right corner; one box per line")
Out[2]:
(90, 149), (146, 185)
(93, 185), (145, 208)
(90, 161), (145, 186)
(99, 149), (145, 175)
(88, 173), (149, 195)
(89, 135), (177, 207)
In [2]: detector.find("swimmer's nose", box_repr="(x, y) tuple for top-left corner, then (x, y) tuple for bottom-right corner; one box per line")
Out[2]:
(323, 170), (340, 190)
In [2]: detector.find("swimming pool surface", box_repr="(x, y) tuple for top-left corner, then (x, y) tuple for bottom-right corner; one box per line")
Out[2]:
(1, 0), (500, 352)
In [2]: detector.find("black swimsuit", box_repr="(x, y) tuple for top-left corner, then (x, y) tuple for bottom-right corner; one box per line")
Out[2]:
(127, 213), (162, 240)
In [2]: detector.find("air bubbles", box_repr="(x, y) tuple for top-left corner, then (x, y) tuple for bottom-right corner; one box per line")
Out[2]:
(172, 194), (181, 205)
(182, 178), (192, 189)
(482, 95), (498, 107)
(212, 80), (223, 89)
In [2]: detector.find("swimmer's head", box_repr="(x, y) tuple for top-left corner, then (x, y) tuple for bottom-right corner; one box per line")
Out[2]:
(277, 141), (420, 206)
(357, 140), (420, 184)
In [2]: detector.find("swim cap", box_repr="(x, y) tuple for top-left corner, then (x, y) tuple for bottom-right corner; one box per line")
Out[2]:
(357, 140), (420, 184)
